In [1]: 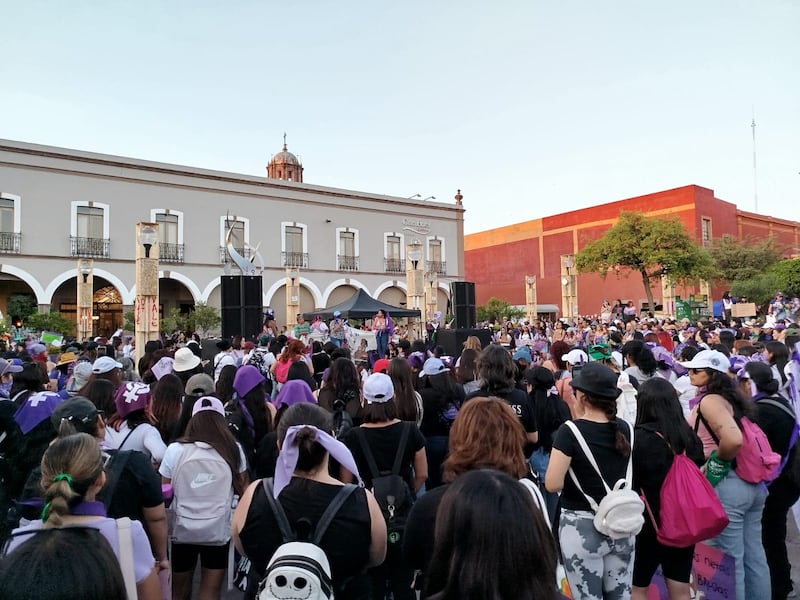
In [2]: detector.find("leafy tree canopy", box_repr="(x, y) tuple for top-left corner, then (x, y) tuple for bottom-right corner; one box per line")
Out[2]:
(575, 211), (715, 314)
(25, 310), (76, 336)
(476, 297), (525, 323)
(709, 234), (781, 283)
(769, 258), (800, 297)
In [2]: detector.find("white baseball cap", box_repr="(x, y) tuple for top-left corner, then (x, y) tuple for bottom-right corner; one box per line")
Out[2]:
(679, 349), (730, 374)
(92, 356), (123, 374)
(561, 349), (588, 365)
(363, 372), (395, 404)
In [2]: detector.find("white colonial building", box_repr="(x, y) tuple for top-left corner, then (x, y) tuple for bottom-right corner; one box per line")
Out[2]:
(0, 138), (465, 337)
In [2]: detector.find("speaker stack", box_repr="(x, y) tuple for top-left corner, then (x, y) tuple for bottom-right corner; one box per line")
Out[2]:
(450, 281), (476, 330)
(221, 275), (263, 340)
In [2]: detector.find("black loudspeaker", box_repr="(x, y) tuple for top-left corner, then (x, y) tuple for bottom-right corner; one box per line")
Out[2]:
(450, 281), (476, 329)
(450, 281), (475, 306)
(436, 328), (493, 358)
(221, 275), (263, 340)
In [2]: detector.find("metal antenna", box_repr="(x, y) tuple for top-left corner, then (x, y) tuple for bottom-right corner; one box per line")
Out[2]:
(751, 107), (758, 213)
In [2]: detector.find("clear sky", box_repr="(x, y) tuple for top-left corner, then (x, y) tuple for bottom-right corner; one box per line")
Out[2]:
(2, 1), (798, 233)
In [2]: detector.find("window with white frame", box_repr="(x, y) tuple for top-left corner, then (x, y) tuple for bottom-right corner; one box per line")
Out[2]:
(151, 209), (184, 263)
(220, 216), (250, 263)
(336, 228), (359, 271)
(280, 222), (308, 268)
(384, 233), (404, 272)
(427, 237), (446, 275)
(70, 201), (110, 258)
(0, 193), (21, 254)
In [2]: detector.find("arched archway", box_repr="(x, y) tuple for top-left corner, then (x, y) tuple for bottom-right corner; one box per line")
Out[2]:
(376, 285), (407, 308)
(0, 271), (42, 325)
(51, 277), (125, 339)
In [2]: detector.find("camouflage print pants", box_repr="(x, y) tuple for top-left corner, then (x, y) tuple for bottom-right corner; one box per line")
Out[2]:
(559, 509), (634, 600)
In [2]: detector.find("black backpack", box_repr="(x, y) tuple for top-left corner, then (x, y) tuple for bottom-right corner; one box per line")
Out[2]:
(353, 424), (414, 547)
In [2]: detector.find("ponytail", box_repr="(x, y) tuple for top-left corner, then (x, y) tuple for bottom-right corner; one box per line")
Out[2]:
(599, 397), (631, 458)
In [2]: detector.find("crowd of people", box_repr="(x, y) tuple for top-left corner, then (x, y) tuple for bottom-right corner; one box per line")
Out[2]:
(1, 302), (800, 599)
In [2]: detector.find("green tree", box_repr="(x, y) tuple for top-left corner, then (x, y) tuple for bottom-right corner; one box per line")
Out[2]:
(7, 294), (37, 322)
(189, 302), (221, 337)
(123, 310), (136, 332)
(160, 307), (189, 335)
(476, 297), (525, 323)
(730, 272), (781, 308)
(575, 211), (716, 314)
(768, 258), (800, 296)
(709, 234), (781, 283)
(25, 310), (76, 336)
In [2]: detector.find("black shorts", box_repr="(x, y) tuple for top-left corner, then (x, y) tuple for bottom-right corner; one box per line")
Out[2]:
(632, 521), (694, 587)
(170, 541), (229, 572)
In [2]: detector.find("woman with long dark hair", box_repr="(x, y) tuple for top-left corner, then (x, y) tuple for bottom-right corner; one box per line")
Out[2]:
(523, 366), (571, 521)
(764, 340), (790, 395)
(150, 373), (184, 444)
(455, 348), (480, 395)
(82, 377), (117, 417)
(318, 357), (363, 424)
(341, 372), (427, 600)
(546, 362), (635, 599)
(387, 357), (423, 425)
(742, 360), (800, 599)
(231, 364), (275, 466)
(681, 349), (770, 599)
(105, 382), (166, 465)
(631, 378), (705, 599)
(159, 396), (249, 600)
(621, 340), (661, 384)
(419, 357), (465, 489)
(424, 469), (558, 600)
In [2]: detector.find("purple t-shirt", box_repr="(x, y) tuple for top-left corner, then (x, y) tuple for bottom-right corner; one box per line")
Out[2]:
(8, 517), (154, 582)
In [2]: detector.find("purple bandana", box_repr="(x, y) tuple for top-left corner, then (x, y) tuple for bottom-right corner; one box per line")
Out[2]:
(273, 425), (362, 498)
(14, 391), (64, 434)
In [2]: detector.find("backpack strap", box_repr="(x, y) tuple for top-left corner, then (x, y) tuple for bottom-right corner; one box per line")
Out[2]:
(758, 397), (797, 421)
(353, 427), (381, 480)
(116, 425), (137, 452)
(101, 450), (132, 508)
(116, 517), (138, 600)
(564, 420), (634, 511)
(262, 478), (296, 543)
(391, 423), (411, 477)
(312, 484), (358, 545)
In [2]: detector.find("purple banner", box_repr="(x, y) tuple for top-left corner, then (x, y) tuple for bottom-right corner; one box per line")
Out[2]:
(647, 543), (735, 599)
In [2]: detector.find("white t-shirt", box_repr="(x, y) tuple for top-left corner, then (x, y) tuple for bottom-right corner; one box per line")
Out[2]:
(104, 421), (167, 463)
(213, 352), (237, 381)
(159, 441), (248, 480)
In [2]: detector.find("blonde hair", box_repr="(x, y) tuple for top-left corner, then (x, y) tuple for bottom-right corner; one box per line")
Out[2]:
(39, 433), (104, 527)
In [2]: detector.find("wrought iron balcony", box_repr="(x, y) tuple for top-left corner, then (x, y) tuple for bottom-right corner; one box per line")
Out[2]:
(219, 246), (253, 264)
(0, 232), (21, 254)
(70, 236), (110, 258)
(159, 242), (184, 263)
(337, 255), (359, 271)
(384, 258), (404, 273)
(426, 260), (446, 275)
(282, 251), (308, 268)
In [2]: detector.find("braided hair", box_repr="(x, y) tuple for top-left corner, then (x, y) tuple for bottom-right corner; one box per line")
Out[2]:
(39, 433), (104, 527)
(582, 391), (631, 458)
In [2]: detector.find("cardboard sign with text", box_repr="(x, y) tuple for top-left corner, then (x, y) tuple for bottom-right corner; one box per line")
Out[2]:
(647, 543), (734, 600)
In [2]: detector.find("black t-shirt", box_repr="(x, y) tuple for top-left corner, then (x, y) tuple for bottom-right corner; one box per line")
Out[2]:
(238, 477), (372, 600)
(402, 483), (448, 573)
(753, 395), (796, 458)
(342, 421), (426, 490)
(466, 387), (538, 455)
(532, 392), (571, 452)
(552, 419), (631, 511)
(633, 423), (705, 522)
(418, 385), (465, 438)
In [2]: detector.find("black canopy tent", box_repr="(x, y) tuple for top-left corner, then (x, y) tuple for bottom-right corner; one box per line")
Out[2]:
(302, 288), (421, 320)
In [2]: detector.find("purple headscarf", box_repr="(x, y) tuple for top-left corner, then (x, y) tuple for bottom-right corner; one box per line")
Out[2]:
(273, 379), (317, 409)
(273, 425), (362, 497)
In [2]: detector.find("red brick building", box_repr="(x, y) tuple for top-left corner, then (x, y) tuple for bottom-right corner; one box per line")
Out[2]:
(464, 185), (800, 318)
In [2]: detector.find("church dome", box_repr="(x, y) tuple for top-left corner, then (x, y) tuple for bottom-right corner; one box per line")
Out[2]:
(266, 134), (304, 182)
(269, 148), (301, 167)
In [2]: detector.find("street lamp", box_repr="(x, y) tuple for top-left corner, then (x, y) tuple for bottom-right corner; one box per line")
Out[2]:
(405, 240), (424, 340)
(134, 222), (160, 361)
(426, 271), (438, 320)
(77, 258), (93, 341)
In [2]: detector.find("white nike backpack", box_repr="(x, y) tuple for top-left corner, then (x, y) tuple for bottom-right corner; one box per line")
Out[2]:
(170, 442), (234, 545)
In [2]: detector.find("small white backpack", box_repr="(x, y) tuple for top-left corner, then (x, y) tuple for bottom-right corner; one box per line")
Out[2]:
(565, 420), (644, 539)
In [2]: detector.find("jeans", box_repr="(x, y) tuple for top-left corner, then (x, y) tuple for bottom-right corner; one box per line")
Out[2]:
(529, 448), (559, 525)
(375, 330), (388, 358)
(707, 469), (771, 600)
(329, 337), (344, 348)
